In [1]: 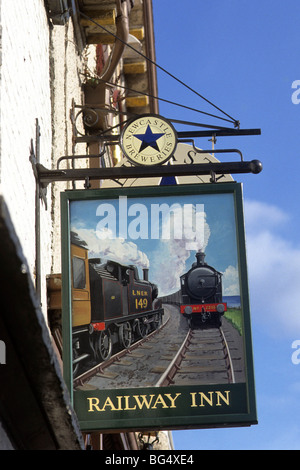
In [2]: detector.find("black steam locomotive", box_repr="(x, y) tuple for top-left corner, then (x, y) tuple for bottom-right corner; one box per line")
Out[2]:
(71, 232), (163, 375)
(180, 251), (227, 328)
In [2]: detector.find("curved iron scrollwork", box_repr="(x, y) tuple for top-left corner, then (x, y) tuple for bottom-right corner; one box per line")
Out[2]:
(72, 105), (101, 137)
(71, 101), (120, 137)
(81, 107), (100, 130)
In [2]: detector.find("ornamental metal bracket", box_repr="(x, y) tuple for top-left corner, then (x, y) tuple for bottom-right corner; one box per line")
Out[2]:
(70, 101), (262, 145)
(32, 112), (262, 191)
(29, 118), (47, 303)
(29, 119), (48, 210)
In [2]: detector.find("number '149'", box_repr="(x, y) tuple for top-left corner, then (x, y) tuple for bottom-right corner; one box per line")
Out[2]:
(135, 298), (148, 309)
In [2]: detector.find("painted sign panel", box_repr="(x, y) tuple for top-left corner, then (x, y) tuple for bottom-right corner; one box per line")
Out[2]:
(61, 182), (257, 431)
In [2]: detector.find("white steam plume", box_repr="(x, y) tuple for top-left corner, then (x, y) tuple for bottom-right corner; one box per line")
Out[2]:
(151, 205), (210, 296)
(72, 227), (150, 269)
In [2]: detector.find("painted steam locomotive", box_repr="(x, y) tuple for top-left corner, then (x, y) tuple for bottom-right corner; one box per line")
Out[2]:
(70, 232), (163, 375)
(180, 250), (227, 328)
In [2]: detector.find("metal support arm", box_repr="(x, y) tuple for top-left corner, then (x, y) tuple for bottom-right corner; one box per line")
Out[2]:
(74, 128), (261, 144)
(35, 159), (262, 187)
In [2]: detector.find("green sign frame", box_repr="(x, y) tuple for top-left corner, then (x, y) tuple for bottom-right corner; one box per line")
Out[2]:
(61, 182), (257, 432)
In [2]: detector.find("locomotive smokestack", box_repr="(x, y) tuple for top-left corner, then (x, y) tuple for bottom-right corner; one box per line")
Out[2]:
(196, 251), (206, 266)
(143, 268), (149, 281)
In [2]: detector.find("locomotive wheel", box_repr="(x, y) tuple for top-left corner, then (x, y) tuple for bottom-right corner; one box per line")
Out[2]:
(136, 318), (149, 338)
(119, 322), (132, 349)
(97, 329), (112, 361)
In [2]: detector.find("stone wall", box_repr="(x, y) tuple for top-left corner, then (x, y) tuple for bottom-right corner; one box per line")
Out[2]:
(0, 0), (88, 313)
(0, 0), (52, 312)
(49, 19), (87, 274)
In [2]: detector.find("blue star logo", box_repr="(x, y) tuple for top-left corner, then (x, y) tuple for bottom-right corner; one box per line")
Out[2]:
(133, 125), (164, 152)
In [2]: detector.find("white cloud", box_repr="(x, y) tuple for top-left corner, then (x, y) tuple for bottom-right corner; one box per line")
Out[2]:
(72, 227), (150, 269)
(244, 200), (300, 337)
(222, 265), (239, 296)
(244, 199), (290, 230)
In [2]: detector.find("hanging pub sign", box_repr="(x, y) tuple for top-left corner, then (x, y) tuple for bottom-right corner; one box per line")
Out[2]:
(61, 182), (257, 432)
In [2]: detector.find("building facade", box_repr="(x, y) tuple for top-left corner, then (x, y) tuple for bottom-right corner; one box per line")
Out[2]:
(0, 0), (172, 450)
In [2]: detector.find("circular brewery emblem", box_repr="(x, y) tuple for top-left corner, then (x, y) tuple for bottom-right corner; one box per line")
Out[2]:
(120, 114), (177, 166)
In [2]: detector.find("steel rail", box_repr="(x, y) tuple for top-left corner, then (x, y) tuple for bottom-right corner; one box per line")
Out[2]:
(220, 327), (236, 384)
(155, 326), (235, 387)
(73, 315), (170, 388)
(155, 329), (193, 387)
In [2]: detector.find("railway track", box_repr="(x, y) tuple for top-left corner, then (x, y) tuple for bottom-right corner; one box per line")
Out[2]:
(74, 305), (237, 391)
(155, 326), (235, 387)
(74, 315), (170, 389)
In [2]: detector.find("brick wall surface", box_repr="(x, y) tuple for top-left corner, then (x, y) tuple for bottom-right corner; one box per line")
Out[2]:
(0, 0), (52, 312)
(50, 20), (87, 274)
(0, 0), (86, 315)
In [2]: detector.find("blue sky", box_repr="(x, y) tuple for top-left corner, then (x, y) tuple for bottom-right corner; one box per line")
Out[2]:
(70, 190), (238, 297)
(152, 0), (300, 450)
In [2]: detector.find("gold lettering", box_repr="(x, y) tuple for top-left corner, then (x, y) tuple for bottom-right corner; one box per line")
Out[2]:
(116, 396), (123, 411)
(87, 397), (101, 412)
(124, 396), (137, 410)
(215, 391), (230, 406)
(152, 394), (168, 409)
(199, 392), (214, 407)
(87, 392), (185, 413)
(190, 392), (197, 408)
(101, 396), (118, 411)
(189, 391), (231, 408)
(132, 290), (148, 297)
(164, 393), (181, 408)
(133, 394), (155, 409)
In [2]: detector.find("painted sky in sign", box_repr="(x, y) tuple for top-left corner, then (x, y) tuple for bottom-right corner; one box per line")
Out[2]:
(70, 192), (239, 297)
